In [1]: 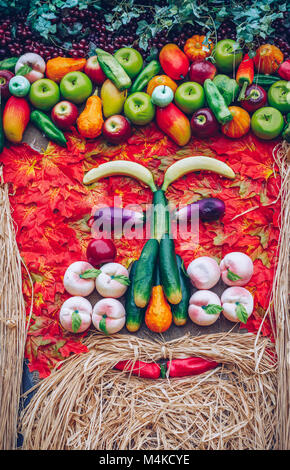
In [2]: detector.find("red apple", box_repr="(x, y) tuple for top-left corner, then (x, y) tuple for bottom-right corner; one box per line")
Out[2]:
(0, 70), (14, 100)
(103, 114), (132, 144)
(190, 107), (219, 138)
(240, 84), (267, 113)
(86, 238), (117, 267)
(84, 56), (106, 85)
(51, 100), (79, 130)
(189, 60), (217, 85)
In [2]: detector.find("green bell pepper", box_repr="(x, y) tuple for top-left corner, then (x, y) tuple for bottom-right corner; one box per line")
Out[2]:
(130, 60), (161, 93)
(213, 74), (239, 106)
(30, 110), (67, 147)
(95, 48), (132, 91)
(204, 79), (233, 125)
(0, 57), (18, 72)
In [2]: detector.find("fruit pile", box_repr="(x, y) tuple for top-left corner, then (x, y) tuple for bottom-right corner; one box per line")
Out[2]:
(0, 36), (289, 155)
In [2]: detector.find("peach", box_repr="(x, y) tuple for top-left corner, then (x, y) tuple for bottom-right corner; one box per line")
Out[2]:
(92, 298), (126, 334)
(63, 261), (95, 297)
(95, 262), (129, 298)
(188, 290), (222, 326)
(221, 286), (254, 323)
(220, 252), (254, 286)
(59, 296), (92, 333)
(187, 256), (220, 289)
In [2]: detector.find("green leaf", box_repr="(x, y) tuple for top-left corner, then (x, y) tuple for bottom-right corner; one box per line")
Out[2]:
(227, 269), (242, 281)
(111, 274), (130, 286)
(235, 302), (248, 324)
(80, 268), (101, 279)
(16, 64), (32, 76)
(71, 310), (82, 333)
(202, 304), (223, 315)
(99, 315), (108, 335)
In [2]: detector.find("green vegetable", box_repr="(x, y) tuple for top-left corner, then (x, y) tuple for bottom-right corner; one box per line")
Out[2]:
(95, 48), (132, 91)
(130, 60), (161, 93)
(282, 113), (290, 143)
(204, 79), (233, 125)
(253, 74), (280, 88)
(0, 57), (18, 72)
(125, 260), (145, 333)
(0, 93), (4, 154)
(151, 189), (170, 241)
(159, 233), (182, 305)
(170, 255), (191, 326)
(213, 74), (239, 106)
(133, 239), (159, 308)
(235, 302), (248, 324)
(30, 110), (67, 147)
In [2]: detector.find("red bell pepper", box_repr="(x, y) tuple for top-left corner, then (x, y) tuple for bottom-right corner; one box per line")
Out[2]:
(278, 59), (290, 81)
(166, 357), (219, 378)
(237, 53), (254, 101)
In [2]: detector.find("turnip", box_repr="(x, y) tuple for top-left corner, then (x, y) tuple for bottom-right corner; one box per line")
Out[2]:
(92, 298), (126, 334)
(95, 262), (130, 298)
(221, 286), (254, 323)
(188, 290), (222, 326)
(63, 261), (95, 297)
(59, 296), (92, 333)
(220, 252), (254, 286)
(187, 256), (220, 289)
(15, 53), (46, 83)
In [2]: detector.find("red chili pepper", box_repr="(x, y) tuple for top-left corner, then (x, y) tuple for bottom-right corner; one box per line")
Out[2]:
(166, 357), (219, 378)
(236, 53), (254, 101)
(278, 59), (290, 81)
(114, 360), (161, 379)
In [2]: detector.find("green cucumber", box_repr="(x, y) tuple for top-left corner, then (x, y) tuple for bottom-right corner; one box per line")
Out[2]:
(159, 233), (182, 305)
(133, 239), (159, 308)
(171, 255), (191, 326)
(151, 189), (170, 241)
(253, 74), (280, 88)
(125, 260), (145, 332)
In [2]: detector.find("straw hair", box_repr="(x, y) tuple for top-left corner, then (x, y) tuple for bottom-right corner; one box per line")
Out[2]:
(0, 168), (30, 450)
(19, 331), (277, 450)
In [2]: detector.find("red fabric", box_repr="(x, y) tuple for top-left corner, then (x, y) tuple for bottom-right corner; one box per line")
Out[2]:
(0, 124), (281, 377)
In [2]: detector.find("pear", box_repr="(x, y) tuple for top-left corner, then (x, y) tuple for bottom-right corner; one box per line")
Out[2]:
(101, 79), (127, 118)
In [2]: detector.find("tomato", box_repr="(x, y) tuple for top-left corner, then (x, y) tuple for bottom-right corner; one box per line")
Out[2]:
(86, 238), (117, 267)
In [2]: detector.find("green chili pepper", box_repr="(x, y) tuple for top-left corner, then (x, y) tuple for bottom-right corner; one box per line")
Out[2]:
(213, 74), (239, 106)
(204, 79), (233, 125)
(0, 93), (5, 154)
(30, 110), (67, 147)
(130, 60), (161, 93)
(95, 48), (131, 91)
(0, 57), (18, 72)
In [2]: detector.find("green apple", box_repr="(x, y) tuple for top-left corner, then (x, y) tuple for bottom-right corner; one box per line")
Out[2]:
(213, 39), (243, 73)
(124, 92), (155, 125)
(60, 71), (93, 104)
(29, 78), (60, 111)
(114, 47), (143, 79)
(267, 80), (290, 114)
(174, 81), (205, 114)
(251, 106), (284, 140)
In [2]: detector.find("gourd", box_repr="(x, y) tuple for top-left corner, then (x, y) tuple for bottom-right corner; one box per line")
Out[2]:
(184, 35), (214, 62)
(253, 44), (283, 75)
(77, 94), (103, 139)
(221, 106), (251, 139)
(145, 264), (172, 333)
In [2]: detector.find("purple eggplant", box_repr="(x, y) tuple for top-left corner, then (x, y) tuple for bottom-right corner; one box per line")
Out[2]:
(89, 206), (144, 233)
(175, 198), (225, 223)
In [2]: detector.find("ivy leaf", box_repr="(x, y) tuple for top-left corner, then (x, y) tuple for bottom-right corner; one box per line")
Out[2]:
(235, 302), (248, 324)
(16, 64), (32, 76)
(227, 269), (242, 281)
(111, 275), (130, 286)
(79, 268), (101, 279)
(202, 304), (223, 315)
(71, 310), (82, 333)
